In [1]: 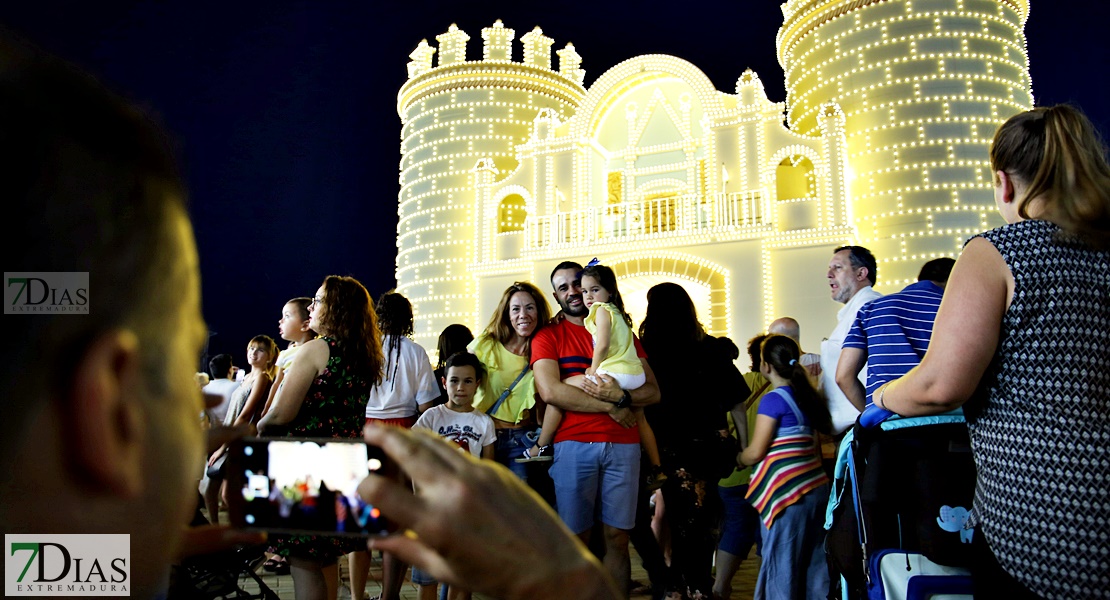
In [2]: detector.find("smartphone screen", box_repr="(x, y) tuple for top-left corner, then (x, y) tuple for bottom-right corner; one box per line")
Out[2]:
(226, 437), (395, 537)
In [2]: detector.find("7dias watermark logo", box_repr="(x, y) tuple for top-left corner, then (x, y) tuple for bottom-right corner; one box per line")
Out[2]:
(5, 535), (130, 596)
(4, 272), (89, 314)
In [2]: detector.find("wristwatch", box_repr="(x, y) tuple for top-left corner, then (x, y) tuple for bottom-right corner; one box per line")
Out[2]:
(615, 389), (632, 410)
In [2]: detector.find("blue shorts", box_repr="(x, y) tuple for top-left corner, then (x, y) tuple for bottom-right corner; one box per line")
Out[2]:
(410, 565), (436, 586)
(549, 440), (639, 533)
(718, 483), (761, 557)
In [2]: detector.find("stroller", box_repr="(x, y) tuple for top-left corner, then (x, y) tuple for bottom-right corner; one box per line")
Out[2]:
(167, 500), (280, 600)
(824, 408), (976, 600)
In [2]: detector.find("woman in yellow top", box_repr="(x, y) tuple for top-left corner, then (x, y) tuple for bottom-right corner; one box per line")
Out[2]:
(468, 281), (551, 481)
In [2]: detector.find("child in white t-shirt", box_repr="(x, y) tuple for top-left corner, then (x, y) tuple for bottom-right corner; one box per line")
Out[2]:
(414, 352), (496, 459)
(411, 352), (495, 600)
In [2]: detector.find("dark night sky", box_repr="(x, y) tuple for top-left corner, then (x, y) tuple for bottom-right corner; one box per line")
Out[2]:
(4, 1), (1108, 366)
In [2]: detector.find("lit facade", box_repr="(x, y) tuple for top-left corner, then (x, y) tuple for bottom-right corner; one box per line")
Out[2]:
(396, 1), (1032, 354)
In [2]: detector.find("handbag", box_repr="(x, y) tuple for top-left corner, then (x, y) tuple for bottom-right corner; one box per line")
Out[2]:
(205, 450), (228, 479)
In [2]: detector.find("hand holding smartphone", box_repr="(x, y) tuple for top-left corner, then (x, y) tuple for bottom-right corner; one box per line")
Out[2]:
(225, 437), (397, 537)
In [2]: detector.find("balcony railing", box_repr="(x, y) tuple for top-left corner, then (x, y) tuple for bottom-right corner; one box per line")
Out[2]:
(524, 191), (768, 250)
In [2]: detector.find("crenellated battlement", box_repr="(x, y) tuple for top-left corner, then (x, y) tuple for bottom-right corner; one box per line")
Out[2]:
(404, 20), (585, 85)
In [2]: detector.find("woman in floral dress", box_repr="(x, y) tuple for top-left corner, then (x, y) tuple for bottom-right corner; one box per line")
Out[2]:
(258, 275), (384, 600)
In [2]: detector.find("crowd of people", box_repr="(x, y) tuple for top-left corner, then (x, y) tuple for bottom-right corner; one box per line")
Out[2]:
(3, 34), (1108, 600)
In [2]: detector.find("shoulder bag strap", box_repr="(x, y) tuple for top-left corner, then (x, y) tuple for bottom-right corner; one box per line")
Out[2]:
(485, 363), (530, 416)
(745, 380), (772, 411)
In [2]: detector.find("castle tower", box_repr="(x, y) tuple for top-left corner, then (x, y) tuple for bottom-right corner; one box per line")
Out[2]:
(778, 0), (1032, 288)
(397, 21), (586, 349)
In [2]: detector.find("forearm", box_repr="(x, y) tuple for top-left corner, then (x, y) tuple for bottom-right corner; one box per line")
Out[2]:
(739, 445), (764, 467)
(876, 368), (966, 416)
(630, 379), (659, 407)
(730, 405), (749, 448)
(835, 347), (867, 411)
(260, 370), (284, 418)
(591, 377), (659, 407)
(257, 394), (298, 428)
(837, 376), (867, 412)
(544, 381), (618, 413)
(586, 361), (659, 407)
(590, 336), (609, 373)
(589, 351), (605, 373)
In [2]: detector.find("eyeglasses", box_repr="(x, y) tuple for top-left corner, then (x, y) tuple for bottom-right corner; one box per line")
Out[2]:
(309, 296), (324, 308)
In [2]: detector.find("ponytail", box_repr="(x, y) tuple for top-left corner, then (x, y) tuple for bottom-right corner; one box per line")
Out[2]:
(761, 334), (832, 435)
(991, 105), (1110, 249)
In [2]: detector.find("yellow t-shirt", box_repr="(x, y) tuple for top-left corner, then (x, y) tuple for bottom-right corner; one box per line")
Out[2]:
(719, 371), (772, 487)
(467, 334), (537, 424)
(276, 344), (301, 371)
(583, 302), (642, 376)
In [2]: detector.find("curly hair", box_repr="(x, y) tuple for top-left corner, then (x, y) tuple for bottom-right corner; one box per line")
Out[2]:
(315, 275), (383, 385)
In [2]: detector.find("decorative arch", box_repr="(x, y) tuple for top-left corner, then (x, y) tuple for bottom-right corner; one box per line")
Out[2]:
(497, 194), (527, 232)
(571, 55), (728, 142)
(635, 177), (688, 201)
(764, 144), (824, 191)
(491, 185), (535, 215)
(605, 252), (731, 337)
(775, 155), (816, 201)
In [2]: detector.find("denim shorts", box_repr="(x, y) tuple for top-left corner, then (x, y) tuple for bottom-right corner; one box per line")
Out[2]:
(718, 483), (761, 556)
(493, 427), (533, 481)
(549, 440), (639, 533)
(410, 565), (436, 586)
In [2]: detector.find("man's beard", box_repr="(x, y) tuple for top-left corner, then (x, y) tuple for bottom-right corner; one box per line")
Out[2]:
(559, 295), (588, 317)
(832, 284), (854, 304)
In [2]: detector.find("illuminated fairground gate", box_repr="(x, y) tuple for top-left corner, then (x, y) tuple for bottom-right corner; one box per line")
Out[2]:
(397, 5), (1032, 356)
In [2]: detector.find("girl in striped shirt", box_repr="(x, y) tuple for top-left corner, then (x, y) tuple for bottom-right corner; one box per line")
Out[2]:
(740, 334), (832, 600)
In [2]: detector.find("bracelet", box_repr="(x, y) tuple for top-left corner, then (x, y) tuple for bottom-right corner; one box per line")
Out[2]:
(875, 384), (888, 410)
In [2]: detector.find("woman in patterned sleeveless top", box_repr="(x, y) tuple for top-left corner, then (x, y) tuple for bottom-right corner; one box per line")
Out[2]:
(740, 334), (832, 600)
(257, 275), (384, 600)
(873, 106), (1110, 599)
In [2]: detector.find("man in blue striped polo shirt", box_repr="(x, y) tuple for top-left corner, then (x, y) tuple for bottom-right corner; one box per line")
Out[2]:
(835, 258), (955, 410)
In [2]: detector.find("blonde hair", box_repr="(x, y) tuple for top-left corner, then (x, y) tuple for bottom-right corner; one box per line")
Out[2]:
(991, 105), (1110, 248)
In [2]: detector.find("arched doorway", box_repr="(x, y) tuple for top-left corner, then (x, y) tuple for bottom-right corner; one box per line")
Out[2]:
(607, 254), (729, 337)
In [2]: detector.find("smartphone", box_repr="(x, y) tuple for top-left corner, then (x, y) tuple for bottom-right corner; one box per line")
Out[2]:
(225, 437), (397, 537)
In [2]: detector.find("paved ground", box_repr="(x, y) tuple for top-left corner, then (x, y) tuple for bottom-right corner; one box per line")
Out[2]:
(215, 544), (760, 599)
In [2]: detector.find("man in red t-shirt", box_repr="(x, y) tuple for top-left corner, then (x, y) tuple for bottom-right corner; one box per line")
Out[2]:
(531, 261), (660, 596)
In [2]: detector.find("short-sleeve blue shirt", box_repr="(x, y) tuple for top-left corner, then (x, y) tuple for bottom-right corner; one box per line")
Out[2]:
(842, 280), (943, 402)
